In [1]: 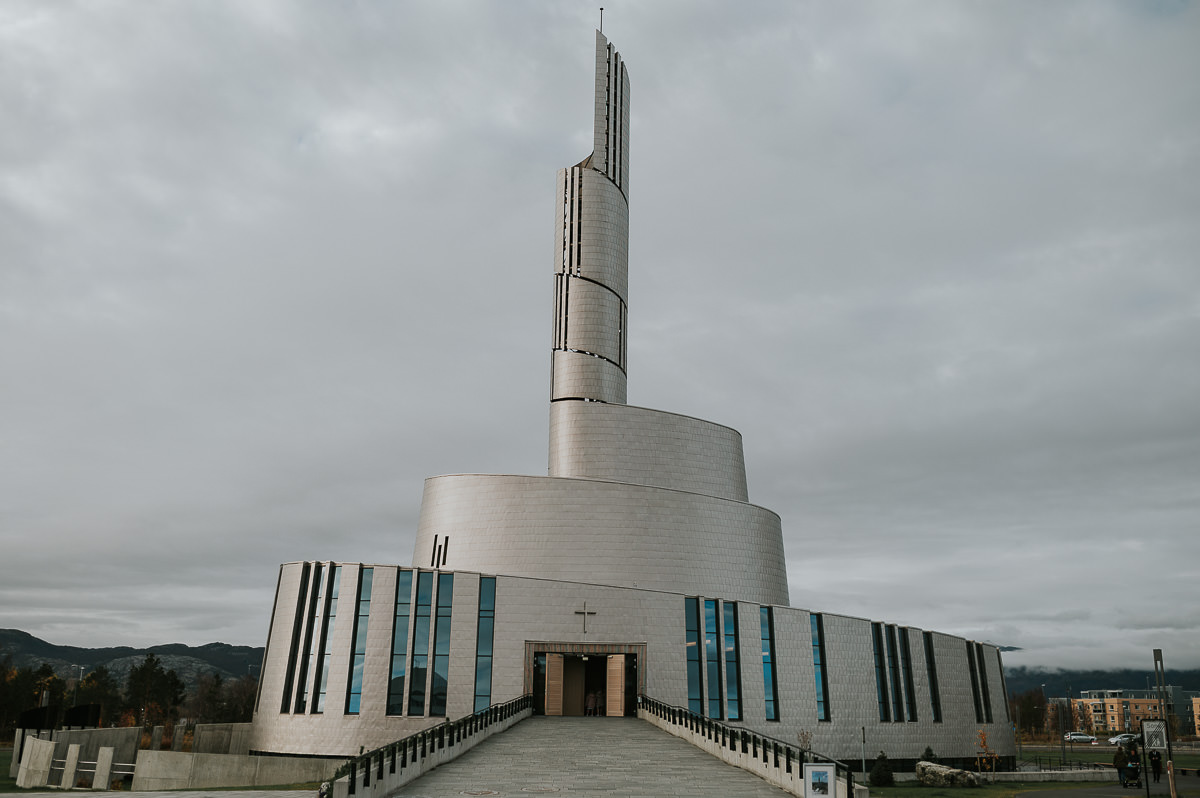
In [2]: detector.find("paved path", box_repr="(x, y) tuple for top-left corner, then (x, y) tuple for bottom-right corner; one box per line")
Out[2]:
(391, 715), (794, 797)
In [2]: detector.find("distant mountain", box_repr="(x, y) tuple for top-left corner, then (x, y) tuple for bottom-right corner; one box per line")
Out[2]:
(1004, 665), (1200, 698)
(0, 629), (263, 689)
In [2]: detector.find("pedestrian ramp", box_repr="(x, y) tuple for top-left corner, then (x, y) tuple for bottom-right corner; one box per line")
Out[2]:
(391, 715), (797, 797)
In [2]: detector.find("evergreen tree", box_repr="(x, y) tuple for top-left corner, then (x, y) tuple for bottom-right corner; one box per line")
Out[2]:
(870, 751), (895, 787)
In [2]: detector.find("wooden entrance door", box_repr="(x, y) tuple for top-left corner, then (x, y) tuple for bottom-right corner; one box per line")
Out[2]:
(606, 654), (625, 716)
(545, 653), (563, 716)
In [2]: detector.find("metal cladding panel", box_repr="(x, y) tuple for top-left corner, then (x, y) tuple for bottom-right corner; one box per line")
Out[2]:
(412, 473), (789, 607)
(548, 401), (749, 502)
(551, 351), (627, 404)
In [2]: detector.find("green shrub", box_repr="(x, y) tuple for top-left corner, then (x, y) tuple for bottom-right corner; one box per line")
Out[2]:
(870, 751), (895, 787)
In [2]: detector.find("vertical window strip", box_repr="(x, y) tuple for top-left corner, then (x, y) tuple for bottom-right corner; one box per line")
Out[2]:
(345, 567), (373, 714)
(428, 573), (455, 716)
(280, 562), (311, 713)
(295, 562), (325, 713)
(811, 613), (830, 721)
(408, 571), (434, 716)
(899, 628), (917, 722)
(975, 643), (993, 723)
(473, 577), (496, 713)
(995, 649), (1011, 723)
(966, 640), (984, 723)
(886, 625), (904, 723)
(723, 602), (741, 721)
(923, 631), (942, 722)
(567, 168), (577, 275)
(703, 599), (722, 719)
(871, 623), (890, 722)
(761, 607), (779, 721)
(314, 565), (341, 713)
(684, 598), (703, 715)
(574, 170), (583, 274)
(386, 569), (413, 715)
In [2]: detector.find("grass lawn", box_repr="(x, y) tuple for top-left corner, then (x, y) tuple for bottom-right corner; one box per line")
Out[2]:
(1023, 745), (1200, 772)
(871, 781), (1200, 798)
(871, 784), (1092, 798)
(0, 746), (18, 793)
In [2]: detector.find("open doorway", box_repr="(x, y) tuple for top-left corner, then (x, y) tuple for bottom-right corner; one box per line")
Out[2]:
(528, 643), (643, 717)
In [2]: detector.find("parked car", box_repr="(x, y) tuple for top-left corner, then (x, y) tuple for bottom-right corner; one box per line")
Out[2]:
(1109, 733), (1140, 746)
(1064, 732), (1097, 743)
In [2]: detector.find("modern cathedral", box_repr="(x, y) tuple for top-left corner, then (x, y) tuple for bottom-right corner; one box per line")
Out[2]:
(249, 33), (1016, 768)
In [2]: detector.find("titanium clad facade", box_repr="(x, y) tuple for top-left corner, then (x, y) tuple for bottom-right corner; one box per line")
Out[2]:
(249, 30), (1016, 768)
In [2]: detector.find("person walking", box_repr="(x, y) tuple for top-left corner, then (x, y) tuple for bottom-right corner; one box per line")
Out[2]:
(1114, 746), (1128, 787)
(1149, 749), (1162, 783)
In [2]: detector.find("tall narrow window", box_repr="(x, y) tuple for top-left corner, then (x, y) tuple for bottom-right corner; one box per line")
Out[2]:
(811, 613), (830, 721)
(723, 602), (741, 722)
(886, 625), (904, 722)
(760, 607), (779, 721)
(966, 640), (984, 723)
(685, 598), (703, 715)
(872, 623), (891, 722)
(407, 571), (433, 716)
(314, 565), (341, 713)
(473, 577), (496, 712)
(428, 573), (455, 716)
(386, 569), (413, 715)
(975, 643), (993, 723)
(345, 567), (373, 714)
(923, 631), (942, 722)
(280, 563), (311, 713)
(295, 562), (325, 713)
(995, 649), (1011, 723)
(704, 599), (722, 719)
(898, 627), (917, 722)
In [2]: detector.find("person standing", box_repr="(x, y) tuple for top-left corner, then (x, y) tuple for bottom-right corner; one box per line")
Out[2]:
(1114, 746), (1129, 787)
(1149, 749), (1162, 783)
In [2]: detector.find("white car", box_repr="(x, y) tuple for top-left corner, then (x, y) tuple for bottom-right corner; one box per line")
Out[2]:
(1109, 733), (1139, 746)
(1064, 732), (1096, 743)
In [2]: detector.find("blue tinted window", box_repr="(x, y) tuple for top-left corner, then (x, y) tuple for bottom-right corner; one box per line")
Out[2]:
(811, 613), (830, 721)
(407, 571), (434, 715)
(345, 567), (372, 714)
(761, 607), (779, 721)
(428, 573), (454, 716)
(685, 598), (702, 714)
(723, 602), (741, 721)
(386, 569), (413, 715)
(473, 577), (496, 712)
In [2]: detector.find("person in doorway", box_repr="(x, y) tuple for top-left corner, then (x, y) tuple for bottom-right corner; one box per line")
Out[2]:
(584, 691), (596, 716)
(1149, 749), (1162, 783)
(1114, 746), (1128, 787)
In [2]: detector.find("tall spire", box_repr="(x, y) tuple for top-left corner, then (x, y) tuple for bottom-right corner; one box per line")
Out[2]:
(550, 31), (630, 405)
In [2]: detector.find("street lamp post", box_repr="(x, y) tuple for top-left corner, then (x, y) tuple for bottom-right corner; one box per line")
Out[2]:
(72, 665), (85, 707)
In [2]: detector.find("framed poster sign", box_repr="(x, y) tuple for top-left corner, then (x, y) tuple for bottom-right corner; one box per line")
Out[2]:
(804, 763), (836, 798)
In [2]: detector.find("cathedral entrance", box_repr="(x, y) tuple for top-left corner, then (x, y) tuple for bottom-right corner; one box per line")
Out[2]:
(526, 642), (644, 717)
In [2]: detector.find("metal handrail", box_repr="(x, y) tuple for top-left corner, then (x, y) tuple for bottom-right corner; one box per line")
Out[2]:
(343, 694), (533, 794)
(639, 693), (855, 793)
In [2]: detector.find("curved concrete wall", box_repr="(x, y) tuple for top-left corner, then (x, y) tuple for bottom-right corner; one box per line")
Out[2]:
(413, 474), (788, 606)
(548, 402), (749, 502)
(251, 564), (1015, 763)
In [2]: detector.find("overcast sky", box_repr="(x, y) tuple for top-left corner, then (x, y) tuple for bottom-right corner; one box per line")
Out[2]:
(2, 1), (1197, 675)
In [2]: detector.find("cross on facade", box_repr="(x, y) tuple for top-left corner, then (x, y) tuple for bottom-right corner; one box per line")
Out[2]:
(574, 602), (597, 634)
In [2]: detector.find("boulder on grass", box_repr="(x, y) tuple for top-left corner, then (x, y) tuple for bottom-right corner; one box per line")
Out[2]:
(915, 761), (979, 787)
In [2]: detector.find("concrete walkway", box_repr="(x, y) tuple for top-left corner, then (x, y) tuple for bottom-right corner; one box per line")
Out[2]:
(390, 715), (794, 797)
